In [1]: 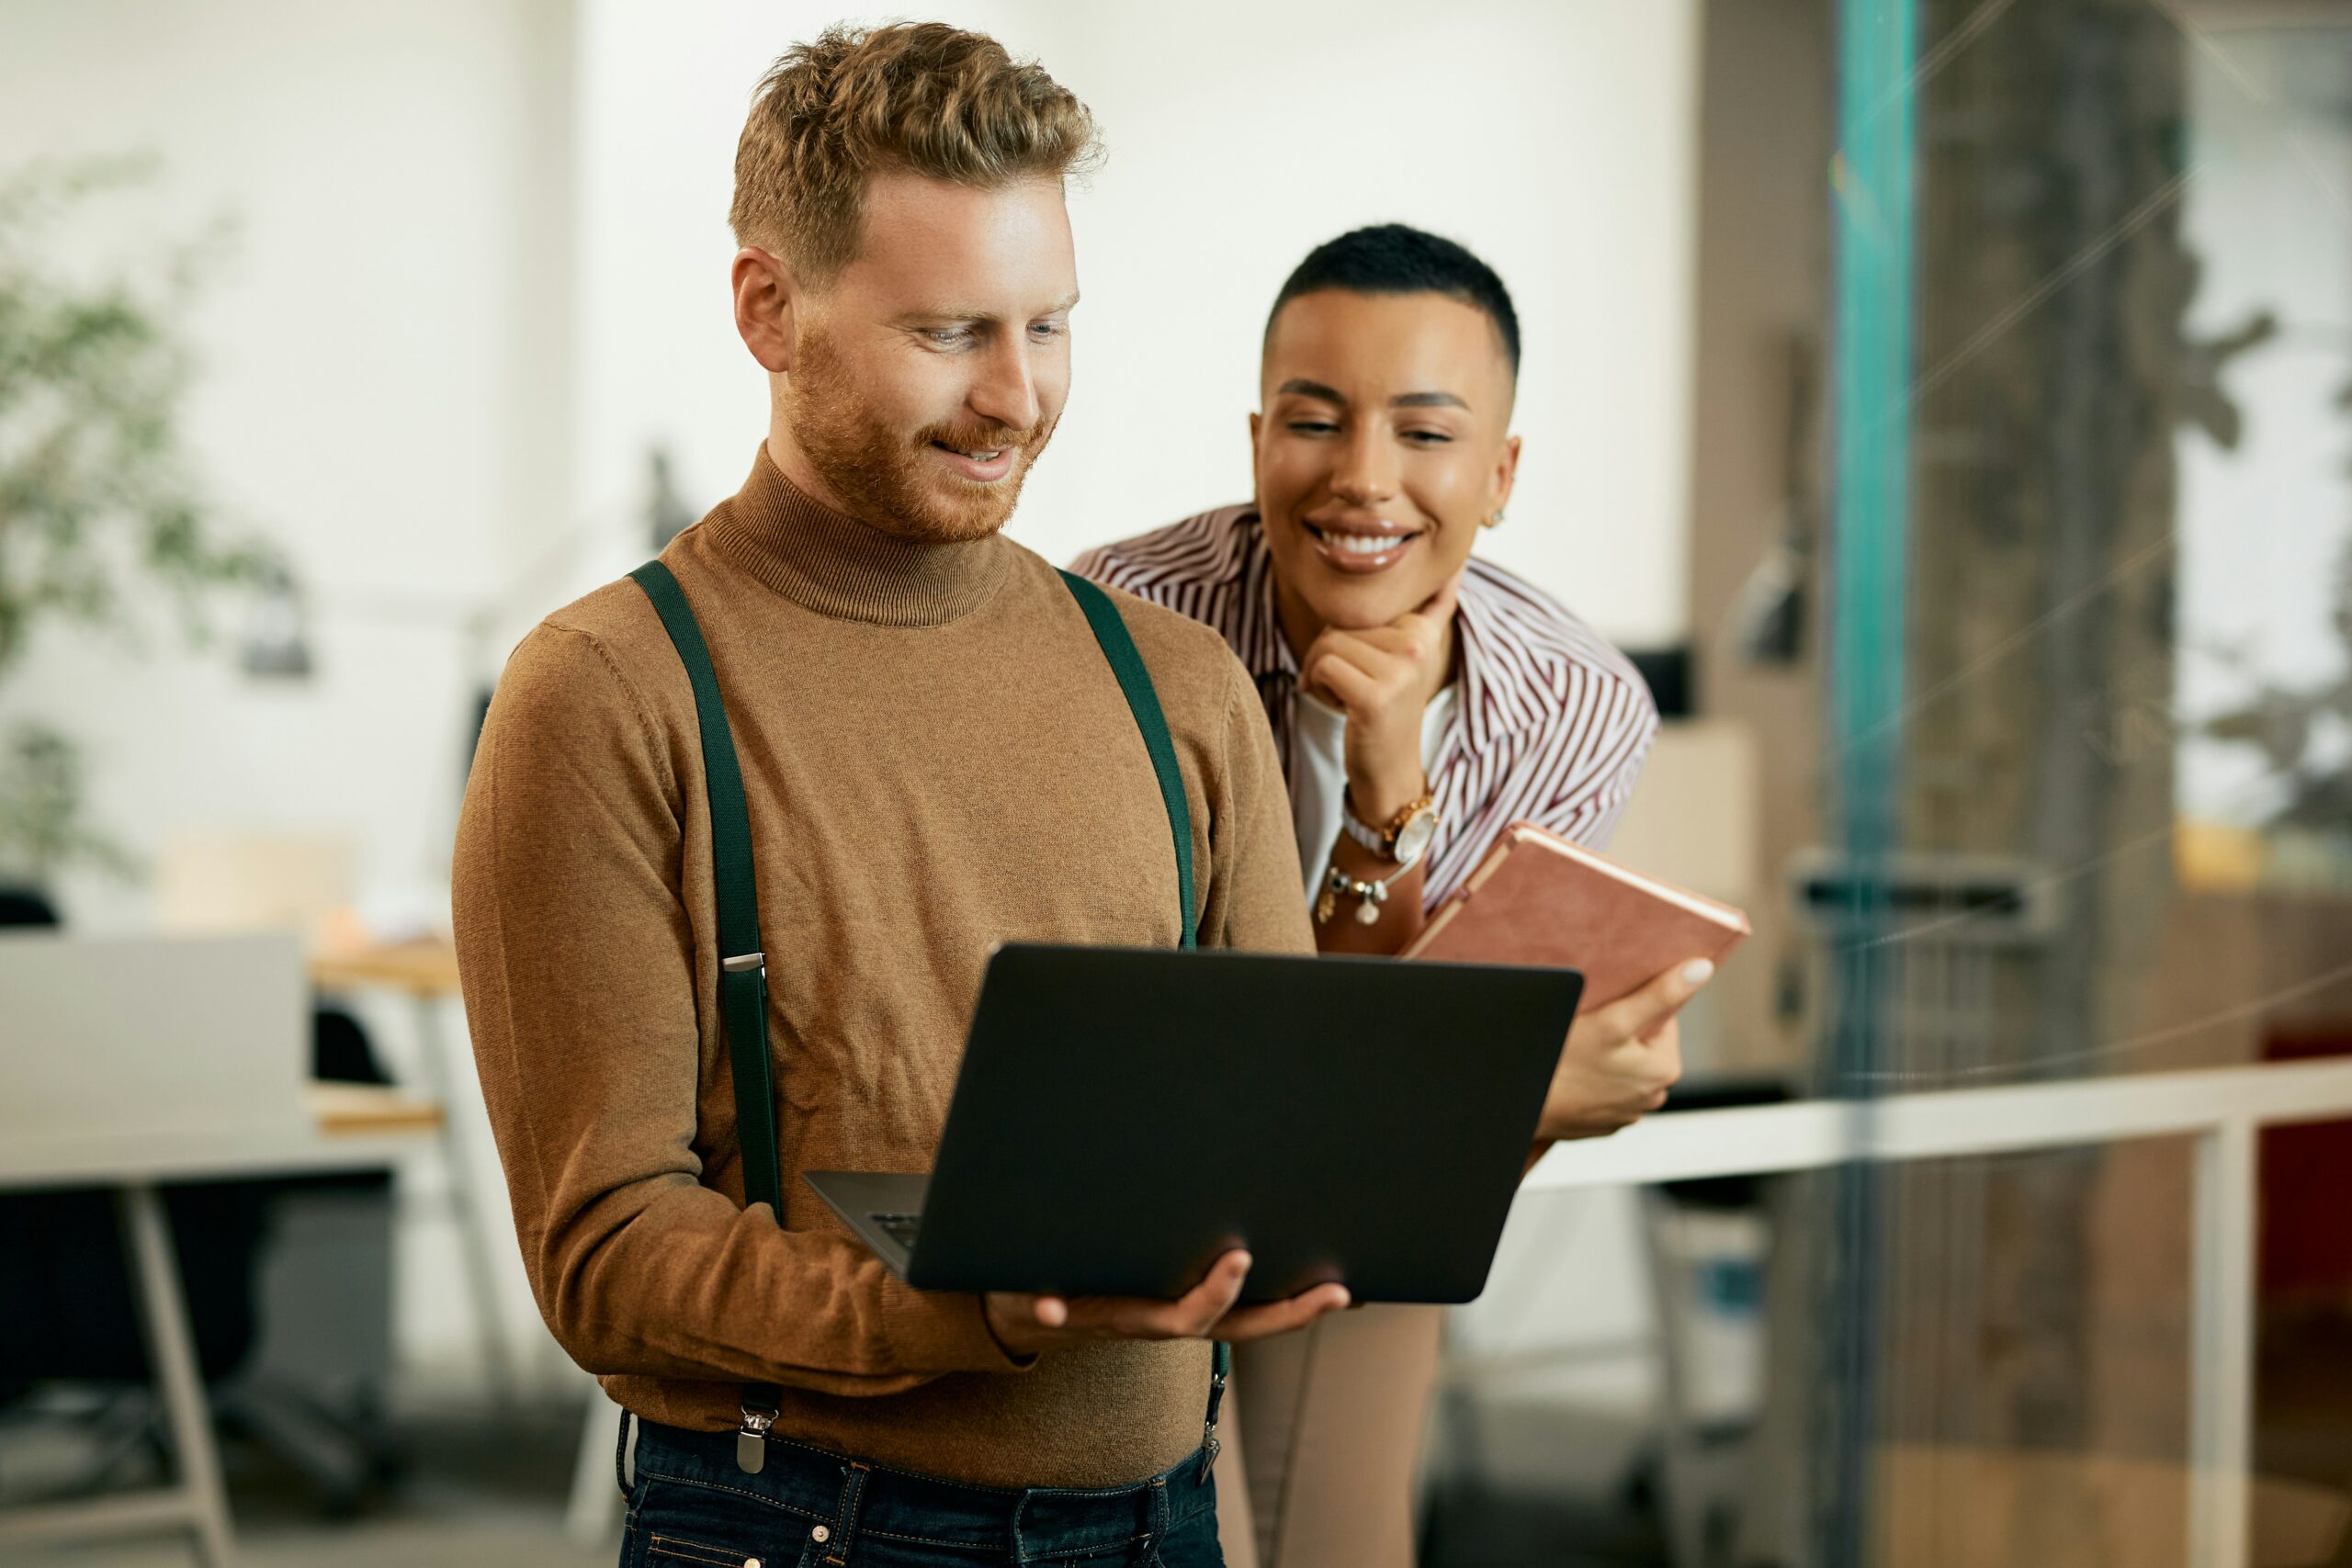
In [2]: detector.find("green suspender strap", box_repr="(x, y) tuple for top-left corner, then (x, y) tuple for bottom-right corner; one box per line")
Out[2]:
(628, 562), (788, 1463)
(1054, 570), (1195, 948)
(629, 560), (1225, 1478)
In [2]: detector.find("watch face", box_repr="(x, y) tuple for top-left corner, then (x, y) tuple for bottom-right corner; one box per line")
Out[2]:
(1394, 810), (1439, 865)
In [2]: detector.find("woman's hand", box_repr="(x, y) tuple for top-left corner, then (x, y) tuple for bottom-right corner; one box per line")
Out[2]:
(983, 1250), (1351, 1359)
(1536, 958), (1713, 1140)
(1298, 574), (1463, 825)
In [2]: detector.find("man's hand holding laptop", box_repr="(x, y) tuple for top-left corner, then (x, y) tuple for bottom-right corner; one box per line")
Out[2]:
(984, 1250), (1355, 1359)
(973, 953), (1710, 1357)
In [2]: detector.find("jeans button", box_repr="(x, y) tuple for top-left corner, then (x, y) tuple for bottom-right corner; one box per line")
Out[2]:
(811, 1524), (831, 1544)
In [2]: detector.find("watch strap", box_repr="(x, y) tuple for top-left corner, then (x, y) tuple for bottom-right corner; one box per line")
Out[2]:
(1343, 789), (1436, 863)
(1340, 797), (1386, 854)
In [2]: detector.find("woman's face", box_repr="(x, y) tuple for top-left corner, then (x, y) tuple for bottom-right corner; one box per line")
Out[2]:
(1250, 288), (1520, 636)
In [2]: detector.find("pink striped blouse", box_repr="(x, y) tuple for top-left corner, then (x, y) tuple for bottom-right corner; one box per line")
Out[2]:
(1072, 504), (1661, 911)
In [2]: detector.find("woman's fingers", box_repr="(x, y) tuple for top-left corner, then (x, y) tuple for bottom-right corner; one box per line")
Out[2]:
(1305, 633), (1405, 693)
(1645, 1018), (1683, 1086)
(1600, 1023), (1681, 1096)
(1301, 584), (1458, 714)
(1343, 623), (1437, 666)
(1594, 957), (1714, 1046)
(1306, 648), (1383, 711)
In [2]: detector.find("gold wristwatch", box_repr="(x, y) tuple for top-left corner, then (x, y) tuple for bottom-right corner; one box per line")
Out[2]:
(1341, 790), (1440, 866)
(1319, 791), (1442, 927)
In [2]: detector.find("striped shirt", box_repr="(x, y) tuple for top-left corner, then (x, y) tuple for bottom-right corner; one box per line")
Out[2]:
(1072, 504), (1661, 910)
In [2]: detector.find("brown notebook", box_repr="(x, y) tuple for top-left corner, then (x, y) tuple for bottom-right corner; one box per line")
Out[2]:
(1404, 820), (1750, 1012)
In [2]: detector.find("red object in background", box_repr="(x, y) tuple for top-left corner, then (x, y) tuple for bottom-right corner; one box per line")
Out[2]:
(2258, 1023), (2352, 1303)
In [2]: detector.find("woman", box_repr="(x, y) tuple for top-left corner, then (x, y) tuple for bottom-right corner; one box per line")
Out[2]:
(1075, 224), (1713, 1567)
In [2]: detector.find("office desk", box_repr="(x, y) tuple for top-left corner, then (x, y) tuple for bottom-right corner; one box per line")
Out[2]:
(0, 1085), (439, 1568)
(306, 939), (518, 1410)
(307, 938), (462, 998)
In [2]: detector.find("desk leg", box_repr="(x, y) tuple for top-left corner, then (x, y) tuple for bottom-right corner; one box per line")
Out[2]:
(1637, 1187), (1708, 1568)
(119, 1182), (236, 1568)
(2188, 1119), (2255, 1568)
(411, 991), (517, 1408)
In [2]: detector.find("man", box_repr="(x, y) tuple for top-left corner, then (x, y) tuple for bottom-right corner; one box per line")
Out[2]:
(452, 25), (1349, 1566)
(1076, 225), (1710, 1566)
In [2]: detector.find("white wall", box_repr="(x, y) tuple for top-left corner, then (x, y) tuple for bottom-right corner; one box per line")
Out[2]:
(573, 0), (1700, 647)
(0, 0), (574, 931)
(0, 0), (578, 1388)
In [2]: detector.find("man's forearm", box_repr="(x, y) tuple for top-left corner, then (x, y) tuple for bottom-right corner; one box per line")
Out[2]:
(517, 1167), (1030, 1395)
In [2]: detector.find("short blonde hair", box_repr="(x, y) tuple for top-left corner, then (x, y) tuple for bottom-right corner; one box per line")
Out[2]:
(731, 22), (1100, 283)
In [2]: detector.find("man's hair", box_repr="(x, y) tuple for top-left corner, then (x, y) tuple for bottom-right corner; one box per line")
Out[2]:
(1267, 224), (1521, 376)
(731, 22), (1100, 284)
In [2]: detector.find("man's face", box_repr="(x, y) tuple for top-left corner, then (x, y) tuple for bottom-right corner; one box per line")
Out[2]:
(1251, 289), (1519, 631)
(783, 171), (1078, 542)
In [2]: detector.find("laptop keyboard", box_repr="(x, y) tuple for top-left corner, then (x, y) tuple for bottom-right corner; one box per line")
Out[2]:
(869, 1212), (923, 1251)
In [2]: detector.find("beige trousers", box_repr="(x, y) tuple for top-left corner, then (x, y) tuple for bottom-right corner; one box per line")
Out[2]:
(1211, 1304), (1444, 1568)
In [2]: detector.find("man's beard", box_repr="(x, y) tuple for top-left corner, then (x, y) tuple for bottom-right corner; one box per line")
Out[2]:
(784, 328), (1054, 544)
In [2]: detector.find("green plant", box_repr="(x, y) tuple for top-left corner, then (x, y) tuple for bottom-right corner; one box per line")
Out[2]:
(0, 720), (135, 881)
(0, 155), (279, 882)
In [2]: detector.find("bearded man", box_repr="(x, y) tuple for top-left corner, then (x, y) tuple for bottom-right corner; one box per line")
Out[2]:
(452, 23), (1344, 1566)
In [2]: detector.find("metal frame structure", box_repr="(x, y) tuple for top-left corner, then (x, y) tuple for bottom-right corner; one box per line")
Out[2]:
(1522, 1056), (2352, 1568)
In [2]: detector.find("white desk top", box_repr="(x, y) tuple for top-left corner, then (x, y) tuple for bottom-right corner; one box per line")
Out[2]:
(0, 1086), (440, 1191)
(1523, 1057), (2352, 1190)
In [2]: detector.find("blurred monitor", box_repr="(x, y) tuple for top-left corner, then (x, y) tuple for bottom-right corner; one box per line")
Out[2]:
(0, 931), (309, 1149)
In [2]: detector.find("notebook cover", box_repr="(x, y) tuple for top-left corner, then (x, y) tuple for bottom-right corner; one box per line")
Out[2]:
(1404, 820), (1749, 1011)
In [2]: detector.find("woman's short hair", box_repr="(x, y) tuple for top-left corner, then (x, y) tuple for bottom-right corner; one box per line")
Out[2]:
(1269, 224), (1521, 376)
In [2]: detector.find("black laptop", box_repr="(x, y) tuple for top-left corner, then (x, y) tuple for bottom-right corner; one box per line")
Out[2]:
(804, 943), (1581, 1305)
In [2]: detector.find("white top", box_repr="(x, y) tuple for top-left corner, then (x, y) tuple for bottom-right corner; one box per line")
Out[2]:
(1290, 683), (1459, 903)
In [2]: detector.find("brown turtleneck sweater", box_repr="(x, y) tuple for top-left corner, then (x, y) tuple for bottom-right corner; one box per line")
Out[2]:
(451, 446), (1313, 1487)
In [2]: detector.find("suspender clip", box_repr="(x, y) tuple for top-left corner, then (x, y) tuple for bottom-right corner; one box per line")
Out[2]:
(735, 1404), (776, 1474)
(723, 952), (765, 974)
(1196, 1357), (1228, 1482)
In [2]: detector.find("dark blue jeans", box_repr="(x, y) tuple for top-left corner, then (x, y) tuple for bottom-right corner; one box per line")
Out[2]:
(620, 1417), (1225, 1568)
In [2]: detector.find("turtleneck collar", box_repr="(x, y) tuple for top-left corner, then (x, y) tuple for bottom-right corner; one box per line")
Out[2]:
(699, 444), (1013, 627)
